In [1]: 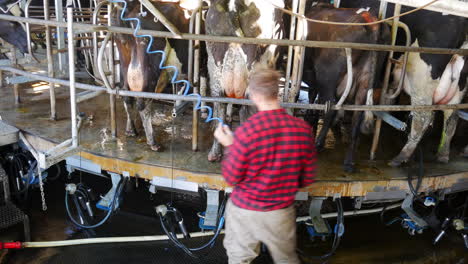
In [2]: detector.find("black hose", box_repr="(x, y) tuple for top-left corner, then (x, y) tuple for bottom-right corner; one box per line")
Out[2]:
(157, 194), (228, 258)
(297, 198), (345, 261)
(407, 146), (425, 202)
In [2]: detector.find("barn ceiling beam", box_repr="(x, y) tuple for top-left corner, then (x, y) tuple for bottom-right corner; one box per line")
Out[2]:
(377, 0), (468, 18)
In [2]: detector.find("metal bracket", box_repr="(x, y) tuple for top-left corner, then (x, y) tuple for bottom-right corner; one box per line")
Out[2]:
(96, 172), (122, 211)
(354, 197), (363, 209)
(203, 189), (219, 227)
(401, 194), (428, 228)
(309, 197), (330, 234)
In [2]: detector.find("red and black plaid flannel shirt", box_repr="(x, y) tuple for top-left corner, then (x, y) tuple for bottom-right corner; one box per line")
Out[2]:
(222, 109), (317, 211)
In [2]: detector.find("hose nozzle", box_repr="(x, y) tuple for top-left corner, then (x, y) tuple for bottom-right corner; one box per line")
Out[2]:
(155, 205), (168, 217)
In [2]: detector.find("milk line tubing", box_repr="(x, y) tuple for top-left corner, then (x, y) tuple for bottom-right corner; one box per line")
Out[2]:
(1, 66), (467, 113)
(0, 13), (466, 55)
(110, 0), (223, 125)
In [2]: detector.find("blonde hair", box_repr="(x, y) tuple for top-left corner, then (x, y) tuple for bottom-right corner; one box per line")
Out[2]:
(248, 67), (280, 100)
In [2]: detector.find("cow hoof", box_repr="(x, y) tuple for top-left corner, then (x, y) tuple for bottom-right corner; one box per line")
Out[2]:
(437, 155), (449, 163)
(125, 130), (137, 137)
(150, 144), (163, 152)
(343, 164), (357, 173)
(208, 152), (222, 162)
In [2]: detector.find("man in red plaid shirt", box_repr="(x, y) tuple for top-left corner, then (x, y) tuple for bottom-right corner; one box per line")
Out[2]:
(214, 68), (317, 264)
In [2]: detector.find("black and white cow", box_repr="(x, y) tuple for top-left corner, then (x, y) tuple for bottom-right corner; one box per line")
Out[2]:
(205, 0), (285, 161)
(338, 0), (468, 166)
(0, 0), (28, 55)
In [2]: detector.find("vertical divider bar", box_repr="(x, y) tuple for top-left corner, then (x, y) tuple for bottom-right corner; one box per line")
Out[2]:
(55, 0), (67, 74)
(192, 3), (202, 151)
(11, 46), (19, 104)
(287, 0), (307, 107)
(370, 3), (401, 160)
(67, 5), (78, 147)
(108, 2), (117, 138)
(44, 0), (57, 120)
(282, 0), (299, 102)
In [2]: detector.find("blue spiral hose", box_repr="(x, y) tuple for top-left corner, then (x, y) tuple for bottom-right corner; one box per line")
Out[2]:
(110, 0), (224, 125)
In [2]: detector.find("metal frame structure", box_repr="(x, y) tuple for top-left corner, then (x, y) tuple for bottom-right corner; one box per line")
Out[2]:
(0, 0), (467, 171)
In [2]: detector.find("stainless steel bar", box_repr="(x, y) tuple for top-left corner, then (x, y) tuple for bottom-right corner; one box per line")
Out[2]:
(287, 0), (307, 106)
(43, 0), (56, 120)
(0, 14), (466, 55)
(336, 48), (353, 106)
(24, 0), (34, 59)
(2, 66), (468, 112)
(93, 1), (109, 78)
(55, 0), (67, 73)
(108, 3), (117, 138)
(370, 4), (402, 161)
(283, 0), (298, 102)
(192, 4), (201, 152)
(67, 7), (78, 148)
(10, 46), (20, 104)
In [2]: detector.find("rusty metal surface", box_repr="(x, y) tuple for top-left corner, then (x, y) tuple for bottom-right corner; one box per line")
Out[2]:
(1, 80), (467, 196)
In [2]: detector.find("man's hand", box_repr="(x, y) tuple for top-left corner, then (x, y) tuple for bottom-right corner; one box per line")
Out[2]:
(214, 123), (234, 147)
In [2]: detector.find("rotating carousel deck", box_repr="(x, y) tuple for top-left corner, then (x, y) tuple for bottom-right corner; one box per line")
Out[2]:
(1, 79), (467, 198)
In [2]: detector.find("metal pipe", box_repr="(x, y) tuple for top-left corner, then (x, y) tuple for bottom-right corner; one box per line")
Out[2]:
(370, 4), (402, 161)
(10, 46), (19, 104)
(296, 203), (402, 222)
(373, 111), (407, 131)
(287, 0), (307, 106)
(55, 0), (67, 73)
(76, 90), (106, 103)
(67, 6), (78, 148)
(378, 1), (388, 20)
(283, 0), (299, 102)
(336, 48), (353, 106)
(192, 4), (202, 152)
(0, 14), (466, 55)
(24, 0), (36, 61)
(107, 3), (117, 138)
(458, 110), (468, 121)
(385, 21), (411, 100)
(139, 0), (181, 37)
(93, 0), (109, 77)
(43, 0), (56, 120)
(187, 10), (197, 83)
(97, 33), (113, 93)
(1, 66), (468, 112)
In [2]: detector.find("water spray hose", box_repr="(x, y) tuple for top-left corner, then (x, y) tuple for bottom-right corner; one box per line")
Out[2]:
(110, 0), (224, 125)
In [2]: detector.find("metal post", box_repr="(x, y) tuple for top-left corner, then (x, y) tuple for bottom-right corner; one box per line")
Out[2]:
(11, 46), (20, 104)
(139, 0), (182, 37)
(283, 0), (299, 102)
(287, 0), (307, 108)
(67, 6), (78, 148)
(370, 4), (402, 160)
(44, 0), (57, 120)
(55, 0), (67, 74)
(192, 4), (201, 151)
(25, 0), (34, 59)
(108, 3), (117, 138)
(378, 1), (388, 19)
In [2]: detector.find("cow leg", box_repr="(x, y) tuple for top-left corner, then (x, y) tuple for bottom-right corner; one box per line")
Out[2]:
(389, 110), (434, 167)
(138, 99), (161, 151)
(226, 103), (233, 123)
(315, 107), (337, 152)
(208, 102), (226, 162)
(123, 96), (138, 137)
(436, 110), (459, 163)
(343, 111), (365, 173)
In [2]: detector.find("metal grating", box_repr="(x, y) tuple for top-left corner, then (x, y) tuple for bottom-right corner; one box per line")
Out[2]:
(0, 203), (28, 230)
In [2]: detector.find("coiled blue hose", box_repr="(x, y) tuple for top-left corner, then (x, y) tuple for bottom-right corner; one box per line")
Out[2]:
(110, 0), (224, 125)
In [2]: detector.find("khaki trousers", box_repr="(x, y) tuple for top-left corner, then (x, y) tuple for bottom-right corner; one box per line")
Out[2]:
(223, 200), (300, 264)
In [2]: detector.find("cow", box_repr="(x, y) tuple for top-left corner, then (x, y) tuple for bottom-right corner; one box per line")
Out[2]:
(205, 0), (285, 161)
(337, 0), (468, 167)
(111, 1), (191, 151)
(301, 3), (390, 172)
(0, 0), (28, 55)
